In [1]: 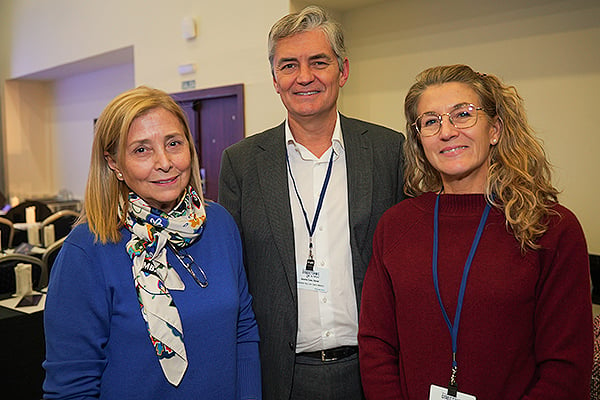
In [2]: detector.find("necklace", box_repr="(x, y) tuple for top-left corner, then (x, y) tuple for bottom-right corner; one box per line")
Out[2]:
(167, 242), (208, 288)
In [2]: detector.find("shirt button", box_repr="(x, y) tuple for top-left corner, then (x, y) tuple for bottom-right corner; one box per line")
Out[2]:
(320, 261), (325, 267)
(319, 226), (324, 231)
(322, 297), (327, 303)
(325, 331), (331, 337)
(288, 342), (295, 351)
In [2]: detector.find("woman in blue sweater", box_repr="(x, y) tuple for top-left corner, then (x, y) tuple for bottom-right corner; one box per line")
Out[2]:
(43, 86), (261, 399)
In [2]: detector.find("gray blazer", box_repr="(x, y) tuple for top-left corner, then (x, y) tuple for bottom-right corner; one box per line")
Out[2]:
(218, 114), (405, 400)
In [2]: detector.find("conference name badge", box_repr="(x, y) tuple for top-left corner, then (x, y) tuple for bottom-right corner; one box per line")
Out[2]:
(429, 384), (476, 400)
(297, 265), (330, 293)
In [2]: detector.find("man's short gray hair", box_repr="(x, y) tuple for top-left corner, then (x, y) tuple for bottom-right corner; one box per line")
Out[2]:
(268, 5), (347, 75)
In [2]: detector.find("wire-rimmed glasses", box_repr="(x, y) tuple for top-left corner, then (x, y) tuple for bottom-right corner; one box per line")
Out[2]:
(412, 103), (484, 137)
(168, 243), (208, 288)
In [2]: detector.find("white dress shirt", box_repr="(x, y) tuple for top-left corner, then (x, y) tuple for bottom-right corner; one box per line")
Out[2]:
(285, 114), (358, 353)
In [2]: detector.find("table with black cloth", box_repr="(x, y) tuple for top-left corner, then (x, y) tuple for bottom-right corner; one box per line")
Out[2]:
(0, 303), (45, 400)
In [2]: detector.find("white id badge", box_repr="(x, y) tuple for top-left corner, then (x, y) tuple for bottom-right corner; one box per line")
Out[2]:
(297, 265), (330, 292)
(429, 384), (476, 400)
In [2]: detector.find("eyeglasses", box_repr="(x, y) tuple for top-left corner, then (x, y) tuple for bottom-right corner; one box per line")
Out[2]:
(168, 243), (208, 288)
(412, 103), (484, 137)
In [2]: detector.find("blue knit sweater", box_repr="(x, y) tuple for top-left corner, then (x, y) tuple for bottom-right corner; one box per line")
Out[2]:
(43, 202), (261, 399)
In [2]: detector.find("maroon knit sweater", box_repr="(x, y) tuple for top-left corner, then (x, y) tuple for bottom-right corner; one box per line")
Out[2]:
(359, 192), (592, 400)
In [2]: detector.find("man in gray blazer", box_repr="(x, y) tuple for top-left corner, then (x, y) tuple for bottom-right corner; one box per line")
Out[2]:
(219, 6), (404, 400)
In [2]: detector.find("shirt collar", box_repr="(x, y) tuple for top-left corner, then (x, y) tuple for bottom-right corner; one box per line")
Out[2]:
(285, 113), (344, 160)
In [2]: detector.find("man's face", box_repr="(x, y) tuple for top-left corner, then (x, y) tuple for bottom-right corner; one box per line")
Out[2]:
(272, 29), (349, 123)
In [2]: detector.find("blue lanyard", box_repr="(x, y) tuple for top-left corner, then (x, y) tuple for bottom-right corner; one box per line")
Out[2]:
(286, 148), (335, 270)
(433, 193), (490, 391)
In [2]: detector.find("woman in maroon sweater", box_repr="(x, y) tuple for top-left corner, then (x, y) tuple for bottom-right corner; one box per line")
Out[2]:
(358, 64), (593, 400)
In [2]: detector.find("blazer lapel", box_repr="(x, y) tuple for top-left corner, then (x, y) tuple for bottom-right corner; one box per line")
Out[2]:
(256, 125), (297, 302)
(341, 115), (373, 259)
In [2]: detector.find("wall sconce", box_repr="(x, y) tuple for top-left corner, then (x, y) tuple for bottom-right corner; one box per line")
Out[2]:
(181, 16), (197, 40)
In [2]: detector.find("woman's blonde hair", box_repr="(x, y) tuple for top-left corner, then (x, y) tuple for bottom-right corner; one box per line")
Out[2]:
(404, 64), (559, 251)
(80, 86), (203, 243)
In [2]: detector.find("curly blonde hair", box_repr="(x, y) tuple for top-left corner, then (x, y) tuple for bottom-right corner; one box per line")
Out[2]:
(81, 86), (203, 244)
(404, 64), (559, 251)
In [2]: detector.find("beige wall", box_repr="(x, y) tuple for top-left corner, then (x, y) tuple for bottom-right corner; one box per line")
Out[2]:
(338, 0), (600, 253)
(4, 80), (55, 197)
(2, 0), (289, 134)
(1, 0), (599, 252)
(0, 0), (289, 199)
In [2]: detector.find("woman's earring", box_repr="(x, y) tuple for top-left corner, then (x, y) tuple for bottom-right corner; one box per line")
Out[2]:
(117, 172), (123, 180)
(492, 138), (498, 144)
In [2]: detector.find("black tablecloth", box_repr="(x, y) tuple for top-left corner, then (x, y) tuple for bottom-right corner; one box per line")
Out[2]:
(0, 306), (45, 399)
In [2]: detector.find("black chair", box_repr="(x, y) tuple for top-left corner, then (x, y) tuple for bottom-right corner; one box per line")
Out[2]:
(5, 200), (53, 223)
(0, 217), (15, 249)
(0, 254), (48, 295)
(6, 201), (53, 247)
(42, 237), (65, 278)
(41, 210), (79, 242)
(590, 254), (600, 304)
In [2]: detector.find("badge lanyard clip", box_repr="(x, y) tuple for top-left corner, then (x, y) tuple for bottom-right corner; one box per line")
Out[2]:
(306, 238), (315, 270)
(448, 360), (458, 396)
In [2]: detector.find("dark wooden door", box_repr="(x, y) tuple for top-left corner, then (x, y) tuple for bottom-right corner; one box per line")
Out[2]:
(171, 84), (244, 201)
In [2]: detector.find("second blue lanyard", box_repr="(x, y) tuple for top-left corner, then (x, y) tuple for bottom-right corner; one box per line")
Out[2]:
(432, 193), (491, 393)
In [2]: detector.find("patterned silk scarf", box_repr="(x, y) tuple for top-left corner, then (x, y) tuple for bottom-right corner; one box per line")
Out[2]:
(123, 186), (206, 386)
